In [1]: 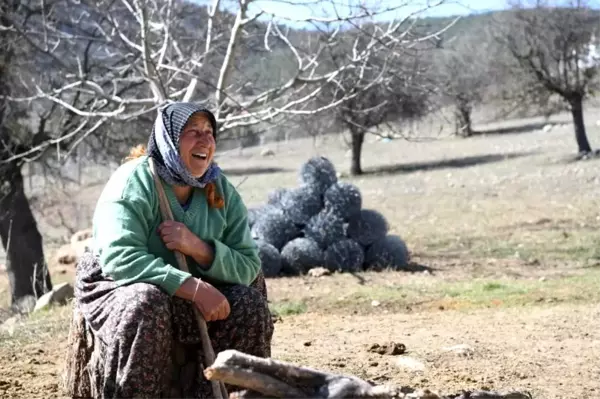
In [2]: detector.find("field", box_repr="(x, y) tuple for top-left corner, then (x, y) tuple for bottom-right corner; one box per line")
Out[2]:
(1, 112), (600, 399)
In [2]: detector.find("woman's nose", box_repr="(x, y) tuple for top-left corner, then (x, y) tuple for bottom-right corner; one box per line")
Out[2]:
(197, 132), (213, 143)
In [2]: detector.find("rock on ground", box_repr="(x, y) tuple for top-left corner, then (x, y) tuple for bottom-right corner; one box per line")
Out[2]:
(34, 282), (74, 312)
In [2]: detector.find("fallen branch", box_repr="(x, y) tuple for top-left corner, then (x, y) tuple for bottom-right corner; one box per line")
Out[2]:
(204, 350), (533, 399)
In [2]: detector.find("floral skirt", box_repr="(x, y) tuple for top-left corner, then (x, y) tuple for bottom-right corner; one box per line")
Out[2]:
(63, 252), (274, 398)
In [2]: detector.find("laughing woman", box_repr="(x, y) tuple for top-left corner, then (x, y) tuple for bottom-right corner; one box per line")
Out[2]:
(63, 102), (273, 398)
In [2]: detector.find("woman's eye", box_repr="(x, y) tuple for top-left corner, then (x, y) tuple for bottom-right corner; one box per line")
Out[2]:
(184, 128), (212, 137)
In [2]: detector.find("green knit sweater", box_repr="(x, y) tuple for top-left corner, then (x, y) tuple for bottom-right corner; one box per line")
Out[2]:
(91, 155), (260, 295)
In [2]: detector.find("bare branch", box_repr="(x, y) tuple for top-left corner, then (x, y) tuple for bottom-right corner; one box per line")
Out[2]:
(214, 0), (248, 120)
(1, 0), (457, 164)
(494, 0), (599, 153)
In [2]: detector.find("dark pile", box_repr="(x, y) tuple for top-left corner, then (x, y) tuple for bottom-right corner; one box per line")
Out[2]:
(251, 211), (300, 250)
(324, 182), (362, 220)
(346, 209), (389, 247)
(364, 235), (410, 271)
(304, 209), (346, 249)
(298, 156), (338, 194)
(280, 238), (324, 275)
(255, 240), (282, 277)
(324, 239), (364, 272)
(279, 185), (323, 225)
(249, 156), (411, 277)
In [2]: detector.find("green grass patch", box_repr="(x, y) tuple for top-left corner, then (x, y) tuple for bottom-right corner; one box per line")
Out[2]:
(269, 300), (307, 317)
(482, 282), (505, 291)
(0, 304), (71, 349)
(321, 269), (600, 313)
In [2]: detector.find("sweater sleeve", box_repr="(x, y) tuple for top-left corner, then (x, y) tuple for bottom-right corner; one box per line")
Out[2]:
(93, 180), (192, 296)
(201, 188), (260, 286)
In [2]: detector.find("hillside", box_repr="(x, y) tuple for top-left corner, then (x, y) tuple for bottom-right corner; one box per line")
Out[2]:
(2, 105), (600, 398)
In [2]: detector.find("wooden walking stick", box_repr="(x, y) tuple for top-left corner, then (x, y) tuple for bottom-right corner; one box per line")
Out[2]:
(149, 158), (228, 399)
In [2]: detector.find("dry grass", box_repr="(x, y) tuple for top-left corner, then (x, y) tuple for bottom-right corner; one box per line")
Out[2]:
(1, 112), (600, 398)
(268, 266), (600, 316)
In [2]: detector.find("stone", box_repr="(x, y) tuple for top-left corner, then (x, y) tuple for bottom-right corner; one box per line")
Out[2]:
(307, 267), (331, 277)
(71, 228), (93, 246)
(442, 344), (474, 357)
(368, 342), (406, 356)
(0, 316), (21, 336)
(72, 237), (93, 258)
(57, 229), (93, 265)
(34, 282), (74, 312)
(395, 356), (426, 372)
(261, 148), (275, 157)
(56, 244), (77, 265)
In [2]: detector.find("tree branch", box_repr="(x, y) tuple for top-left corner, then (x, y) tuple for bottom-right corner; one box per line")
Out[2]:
(205, 350), (533, 399)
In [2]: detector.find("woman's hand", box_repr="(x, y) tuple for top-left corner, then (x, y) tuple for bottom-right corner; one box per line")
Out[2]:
(157, 220), (199, 254)
(158, 221), (213, 265)
(175, 277), (231, 321)
(194, 280), (231, 321)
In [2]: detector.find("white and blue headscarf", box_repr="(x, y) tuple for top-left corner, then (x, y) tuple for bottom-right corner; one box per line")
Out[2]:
(147, 102), (221, 188)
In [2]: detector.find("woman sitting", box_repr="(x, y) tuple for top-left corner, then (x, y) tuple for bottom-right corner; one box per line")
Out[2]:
(63, 102), (274, 398)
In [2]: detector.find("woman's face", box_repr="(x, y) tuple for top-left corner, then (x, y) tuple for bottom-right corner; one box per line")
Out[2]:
(179, 112), (216, 178)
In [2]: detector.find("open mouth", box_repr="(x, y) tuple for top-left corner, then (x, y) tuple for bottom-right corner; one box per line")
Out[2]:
(192, 152), (208, 160)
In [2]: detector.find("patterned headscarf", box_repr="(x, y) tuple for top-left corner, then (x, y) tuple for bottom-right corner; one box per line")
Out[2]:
(147, 102), (221, 188)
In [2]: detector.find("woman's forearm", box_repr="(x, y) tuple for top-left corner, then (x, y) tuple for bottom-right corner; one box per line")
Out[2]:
(174, 276), (200, 300)
(189, 236), (215, 269)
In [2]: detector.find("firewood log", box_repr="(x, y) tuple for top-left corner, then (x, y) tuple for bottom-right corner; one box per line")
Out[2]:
(204, 350), (533, 399)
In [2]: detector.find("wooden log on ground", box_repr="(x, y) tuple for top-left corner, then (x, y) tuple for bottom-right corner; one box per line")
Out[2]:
(204, 350), (533, 399)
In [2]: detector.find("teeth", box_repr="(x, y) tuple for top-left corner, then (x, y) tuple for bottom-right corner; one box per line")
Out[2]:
(193, 153), (207, 159)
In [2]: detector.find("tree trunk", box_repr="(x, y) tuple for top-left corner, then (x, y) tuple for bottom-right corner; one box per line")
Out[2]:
(205, 350), (533, 399)
(0, 161), (52, 311)
(569, 95), (592, 154)
(350, 129), (365, 176)
(0, 0), (51, 312)
(455, 103), (473, 137)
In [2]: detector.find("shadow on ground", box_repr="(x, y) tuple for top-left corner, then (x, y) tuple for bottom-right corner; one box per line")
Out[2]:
(363, 151), (535, 176)
(556, 149), (600, 165)
(350, 263), (435, 285)
(472, 120), (557, 136)
(222, 166), (290, 176)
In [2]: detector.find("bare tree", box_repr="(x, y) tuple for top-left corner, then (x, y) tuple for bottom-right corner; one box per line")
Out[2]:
(0, 0), (454, 305)
(0, 0), (54, 311)
(3, 0), (453, 142)
(430, 26), (498, 137)
(325, 44), (434, 175)
(495, 0), (600, 154)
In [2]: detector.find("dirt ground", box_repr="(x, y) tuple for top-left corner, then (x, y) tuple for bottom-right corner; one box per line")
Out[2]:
(1, 115), (600, 398)
(272, 303), (600, 399)
(1, 261), (599, 399)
